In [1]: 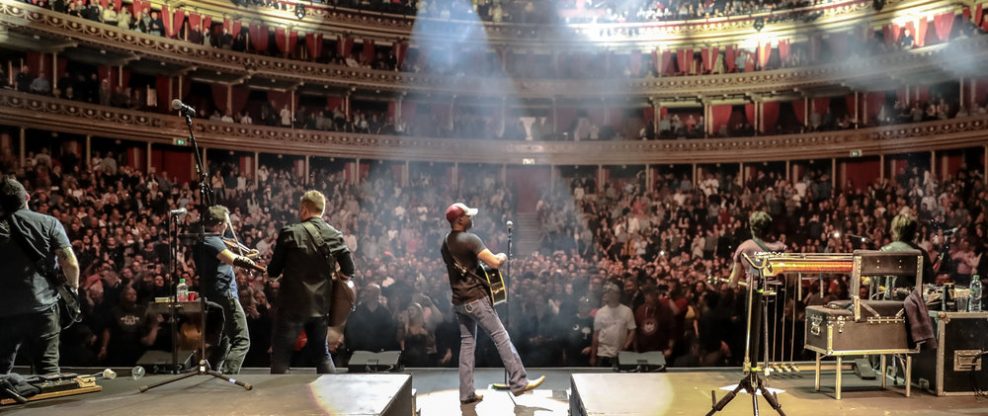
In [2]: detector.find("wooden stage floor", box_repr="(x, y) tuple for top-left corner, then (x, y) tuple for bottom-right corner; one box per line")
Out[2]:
(2, 367), (987, 415)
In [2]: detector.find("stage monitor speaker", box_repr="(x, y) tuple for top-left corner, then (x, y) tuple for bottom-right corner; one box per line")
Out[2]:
(616, 351), (666, 372)
(347, 351), (402, 373)
(136, 350), (196, 374)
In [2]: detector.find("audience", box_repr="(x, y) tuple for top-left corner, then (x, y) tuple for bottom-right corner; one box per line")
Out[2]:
(1, 139), (984, 369)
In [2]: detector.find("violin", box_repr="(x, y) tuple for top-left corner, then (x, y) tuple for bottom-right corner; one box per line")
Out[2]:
(221, 237), (260, 259)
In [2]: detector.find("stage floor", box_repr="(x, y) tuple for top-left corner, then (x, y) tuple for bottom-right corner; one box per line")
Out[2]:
(3, 368), (987, 415)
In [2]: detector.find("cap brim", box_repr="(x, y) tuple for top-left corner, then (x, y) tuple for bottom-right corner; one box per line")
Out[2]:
(465, 208), (478, 217)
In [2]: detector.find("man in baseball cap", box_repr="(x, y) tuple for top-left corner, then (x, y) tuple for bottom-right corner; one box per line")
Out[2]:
(440, 202), (544, 405)
(444, 202), (478, 224)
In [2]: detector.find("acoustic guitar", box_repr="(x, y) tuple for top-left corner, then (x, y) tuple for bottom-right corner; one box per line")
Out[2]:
(477, 264), (507, 305)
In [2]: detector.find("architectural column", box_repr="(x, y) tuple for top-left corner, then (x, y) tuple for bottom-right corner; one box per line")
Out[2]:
(905, 85), (911, 105)
(692, 163), (698, 185)
(853, 91), (860, 128)
(652, 100), (662, 135)
(353, 158), (361, 184)
(785, 160), (791, 181)
(85, 135), (91, 168)
(500, 97), (507, 134)
(930, 150), (936, 180)
(344, 93), (351, 118)
(118, 65), (124, 87)
(597, 165), (605, 193)
(304, 155), (311, 184)
(500, 164), (507, 183)
(803, 97), (809, 128)
(703, 101), (711, 137)
(290, 89), (296, 127)
(959, 78), (965, 108)
(831, 158), (837, 194)
(254, 152), (260, 179)
(395, 96), (403, 123)
(19, 128), (26, 167)
(178, 76), (184, 100)
(646, 165), (654, 190)
(756, 101), (763, 134)
(971, 79), (978, 109)
(879, 154), (885, 180)
(146, 142), (152, 173)
(552, 98), (558, 134)
(740, 162), (746, 185)
(52, 52), (58, 91)
(451, 162), (459, 190)
(226, 85), (233, 115)
(402, 161), (410, 187)
(863, 94), (869, 126)
(984, 144), (987, 184)
(602, 100), (610, 126)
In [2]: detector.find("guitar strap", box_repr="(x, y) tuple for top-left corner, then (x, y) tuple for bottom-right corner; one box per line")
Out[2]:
(752, 237), (772, 253)
(441, 233), (487, 287)
(300, 220), (337, 272)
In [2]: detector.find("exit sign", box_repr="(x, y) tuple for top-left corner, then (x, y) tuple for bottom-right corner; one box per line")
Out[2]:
(173, 138), (188, 146)
(849, 149), (862, 157)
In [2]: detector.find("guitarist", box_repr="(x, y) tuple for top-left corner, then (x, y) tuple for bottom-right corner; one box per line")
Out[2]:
(440, 202), (544, 405)
(0, 176), (79, 375)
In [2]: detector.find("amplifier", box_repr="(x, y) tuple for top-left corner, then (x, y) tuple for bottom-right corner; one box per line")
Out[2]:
(913, 311), (988, 396)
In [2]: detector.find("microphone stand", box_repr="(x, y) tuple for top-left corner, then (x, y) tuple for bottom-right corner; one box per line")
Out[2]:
(140, 108), (250, 393)
(505, 221), (512, 387)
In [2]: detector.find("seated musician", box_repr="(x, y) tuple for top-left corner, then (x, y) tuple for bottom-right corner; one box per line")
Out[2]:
(728, 211), (786, 288)
(879, 212), (934, 297)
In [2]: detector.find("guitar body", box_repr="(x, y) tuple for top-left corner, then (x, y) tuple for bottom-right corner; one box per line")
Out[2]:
(56, 284), (83, 326)
(477, 265), (507, 305)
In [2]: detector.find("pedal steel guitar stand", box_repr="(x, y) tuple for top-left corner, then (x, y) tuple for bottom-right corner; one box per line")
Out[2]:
(707, 253), (785, 416)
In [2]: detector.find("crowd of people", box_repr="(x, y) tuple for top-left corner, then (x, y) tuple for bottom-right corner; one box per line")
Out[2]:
(17, 0), (986, 83)
(1, 133), (985, 370)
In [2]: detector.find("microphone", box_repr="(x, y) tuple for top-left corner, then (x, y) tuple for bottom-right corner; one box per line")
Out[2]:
(169, 207), (188, 216)
(170, 99), (196, 116)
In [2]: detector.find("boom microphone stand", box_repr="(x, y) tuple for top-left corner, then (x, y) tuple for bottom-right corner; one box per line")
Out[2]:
(707, 253), (785, 416)
(140, 102), (250, 393)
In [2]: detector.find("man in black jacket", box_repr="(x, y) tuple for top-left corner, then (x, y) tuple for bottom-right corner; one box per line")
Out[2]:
(267, 190), (354, 374)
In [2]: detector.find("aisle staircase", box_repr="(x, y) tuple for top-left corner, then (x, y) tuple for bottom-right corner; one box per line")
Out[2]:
(512, 212), (541, 258)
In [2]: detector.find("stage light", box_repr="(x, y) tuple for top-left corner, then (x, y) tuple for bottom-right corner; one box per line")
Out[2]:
(832, 231), (841, 239)
(295, 3), (306, 19)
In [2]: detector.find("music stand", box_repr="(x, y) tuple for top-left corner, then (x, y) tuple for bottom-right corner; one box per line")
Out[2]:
(706, 253), (785, 416)
(139, 296), (252, 392)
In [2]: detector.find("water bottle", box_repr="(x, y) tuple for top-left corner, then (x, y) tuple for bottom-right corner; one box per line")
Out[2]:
(176, 278), (189, 302)
(971, 275), (982, 312)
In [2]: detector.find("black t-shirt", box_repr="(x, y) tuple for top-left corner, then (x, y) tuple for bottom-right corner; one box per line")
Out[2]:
(195, 236), (237, 300)
(106, 304), (149, 365)
(0, 209), (72, 317)
(441, 231), (490, 305)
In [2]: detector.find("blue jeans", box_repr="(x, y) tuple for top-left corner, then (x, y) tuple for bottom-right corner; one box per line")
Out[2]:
(454, 298), (528, 400)
(270, 316), (335, 374)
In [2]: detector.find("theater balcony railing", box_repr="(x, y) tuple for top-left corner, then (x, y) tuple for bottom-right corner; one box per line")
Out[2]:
(182, 0), (877, 45)
(2, 90), (987, 165)
(1, 2), (986, 99)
